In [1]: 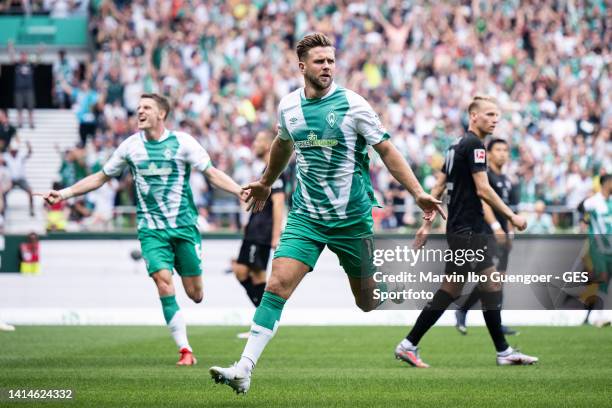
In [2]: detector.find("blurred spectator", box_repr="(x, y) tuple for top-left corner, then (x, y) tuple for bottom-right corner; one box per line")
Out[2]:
(45, 181), (68, 232)
(52, 49), (77, 108)
(0, 109), (18, 153)
(9, 45), (36, 128)
(2, 141), (34, 217)
(525, 201), (555, 234)
(0, 155), (12, 220)
(61, 79), (100, 146)
(35, 0), (610, 231)
(19, 231), (40, 275)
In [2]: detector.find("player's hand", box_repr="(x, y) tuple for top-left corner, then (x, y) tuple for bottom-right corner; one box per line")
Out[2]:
(413, 221), (432, 249)
(242, 180), (271, 213)
(41, 190), (62, 205)
(510, 214), (527, 231)
(415, 192), (446, 221)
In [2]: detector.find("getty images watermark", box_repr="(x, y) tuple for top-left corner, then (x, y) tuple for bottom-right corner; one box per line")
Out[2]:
(362, 234), (610, 310)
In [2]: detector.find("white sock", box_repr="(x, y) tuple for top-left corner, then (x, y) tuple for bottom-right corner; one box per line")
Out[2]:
(238, 323), (276, 374)
(400, 339), (414, 349)
(497, 346), (513, 357)
(168, 310), (191, 351)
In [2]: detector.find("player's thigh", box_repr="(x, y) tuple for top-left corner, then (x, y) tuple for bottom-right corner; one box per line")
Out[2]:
(172, 226), (203, 277)
(266, 256), (311, 299)
(273, 217), (325, 275)
(150, 268), (175, 296)
(138, 229), (175, 276)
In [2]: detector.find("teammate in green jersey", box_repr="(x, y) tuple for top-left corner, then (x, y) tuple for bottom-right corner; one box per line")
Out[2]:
(209, 32), (444, 394)
(43, 93), (243, 365)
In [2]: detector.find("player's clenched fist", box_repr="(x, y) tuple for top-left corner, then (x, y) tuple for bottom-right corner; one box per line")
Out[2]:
(510, 214), (527, 231)
(43, 190), (63, 205)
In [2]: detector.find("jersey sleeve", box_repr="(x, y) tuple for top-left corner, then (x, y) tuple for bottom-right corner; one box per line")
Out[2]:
(183, 135), (212, 172)
(353, 95), (390, 145)
(466, 137), (487, 173)
(276, 106), (291, 141)
(102, 139), (129, 177)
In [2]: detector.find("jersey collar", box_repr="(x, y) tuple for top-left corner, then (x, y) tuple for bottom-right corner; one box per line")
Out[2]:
(300, 82), (337, 100)
(140, 128), (170, 143)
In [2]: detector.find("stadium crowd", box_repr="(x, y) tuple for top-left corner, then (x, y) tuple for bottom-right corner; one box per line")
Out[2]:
(5, 0), (611, 232)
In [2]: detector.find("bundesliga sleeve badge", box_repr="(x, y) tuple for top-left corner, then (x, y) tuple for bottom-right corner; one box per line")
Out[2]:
(474, 149), (486, 163)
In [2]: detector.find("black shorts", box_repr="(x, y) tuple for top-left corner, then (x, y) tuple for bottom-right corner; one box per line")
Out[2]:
(15, 89), (35, 110)
(444, 229), (495, 275)
(237, 240), (271, 272)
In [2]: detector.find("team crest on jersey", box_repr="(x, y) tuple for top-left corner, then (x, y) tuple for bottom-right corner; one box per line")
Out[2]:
(326, 111), (337, 128)
(474, 149), (486, 163)
(163, 148), (173, 160)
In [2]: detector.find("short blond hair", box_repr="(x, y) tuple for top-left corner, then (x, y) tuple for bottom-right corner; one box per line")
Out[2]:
(468, 95), (498, 114)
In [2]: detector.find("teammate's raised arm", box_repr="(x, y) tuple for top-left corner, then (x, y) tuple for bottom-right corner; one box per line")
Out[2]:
(203, 166), (242, 198)
(43, 171), (110, 205)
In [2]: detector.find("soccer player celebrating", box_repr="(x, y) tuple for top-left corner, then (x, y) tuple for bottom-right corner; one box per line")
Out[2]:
(209, 32), (444, 394)
(232, 131), (286, 336)
(454, 138), (518, 336)
(43, 94), (243, 365)
(395, 95), (538, 368)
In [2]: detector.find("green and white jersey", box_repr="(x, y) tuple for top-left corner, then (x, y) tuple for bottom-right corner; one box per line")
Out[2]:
(103, 129), (212, 230)
(583, 192), (612, 254)
(277, 82), (389, 223)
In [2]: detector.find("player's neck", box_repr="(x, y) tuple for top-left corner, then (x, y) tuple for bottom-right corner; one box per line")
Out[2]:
(304, 81), (333, 99)
(467, 126), (487, 140)
(143, 125), (166, 141)
(489, 163), (503, 174)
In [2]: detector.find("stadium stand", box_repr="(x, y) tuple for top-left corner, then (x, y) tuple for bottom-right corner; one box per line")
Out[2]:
(0, 0), (609, 233)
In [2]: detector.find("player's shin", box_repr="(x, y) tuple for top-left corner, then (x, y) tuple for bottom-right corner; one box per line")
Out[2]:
(406, 289), (455, 345)
(160, 295), (191, 351)
(480, 290), (509, 352)
(238, 291), (286, 374)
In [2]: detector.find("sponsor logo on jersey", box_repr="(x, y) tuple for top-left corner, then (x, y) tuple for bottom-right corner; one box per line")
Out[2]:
(140, 162), (173, 176)
(294, 131), (338, 149)
(326, 111), (336, 127)
(474, 149), (486, 163)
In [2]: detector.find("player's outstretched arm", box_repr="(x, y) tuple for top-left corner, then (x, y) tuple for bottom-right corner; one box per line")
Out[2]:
(472, 171), (526, 231)
(243, 137), (293, 213)
(373, 140), (446, 220)
(204, 166), (242, 198)
(42, 171), (110, 204)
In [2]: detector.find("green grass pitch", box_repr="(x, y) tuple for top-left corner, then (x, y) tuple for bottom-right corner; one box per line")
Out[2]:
(1, 326), (610, 407)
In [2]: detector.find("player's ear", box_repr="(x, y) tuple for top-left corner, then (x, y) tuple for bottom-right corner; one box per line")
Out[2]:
(298, 61), (305, 73)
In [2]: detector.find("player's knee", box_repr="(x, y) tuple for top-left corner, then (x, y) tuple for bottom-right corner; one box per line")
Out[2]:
(189, 289), (204, 304)
(264, 277), (288, 298)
